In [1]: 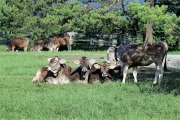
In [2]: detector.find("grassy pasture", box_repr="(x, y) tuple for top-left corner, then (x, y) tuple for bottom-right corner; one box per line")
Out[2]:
(0, 47), (180, 120)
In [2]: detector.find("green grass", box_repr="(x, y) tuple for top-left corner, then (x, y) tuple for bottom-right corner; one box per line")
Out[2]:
(0, 46), (180, 120)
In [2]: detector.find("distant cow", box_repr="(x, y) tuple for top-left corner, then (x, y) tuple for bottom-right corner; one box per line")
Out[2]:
(88, 61), (116, 84)
(107, 47), (116, 63)
(115, 41), (168, 85)
(31, 38), (55, 52)
(69, 56), (95, 83)
(6, 38), (29, 52)
(51, 36), (73, 51)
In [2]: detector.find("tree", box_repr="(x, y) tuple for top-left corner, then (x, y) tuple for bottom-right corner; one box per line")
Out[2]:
(128, 1), (178, 45)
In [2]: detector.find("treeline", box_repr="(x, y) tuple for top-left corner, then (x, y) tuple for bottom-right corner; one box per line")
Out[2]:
(0, 0), (179, 49)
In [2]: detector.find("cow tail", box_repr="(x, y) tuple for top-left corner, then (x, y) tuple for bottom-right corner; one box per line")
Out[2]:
(164, 51), (167, 71)
(114, 47), (118, 62)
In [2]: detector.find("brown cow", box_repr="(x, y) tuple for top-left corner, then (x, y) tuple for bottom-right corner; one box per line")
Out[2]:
(88, 61), (116, 84)
(32, 56), (71, 84)
(51, 36), (73, 51)
(46, 56), (71, 84)
(115, 41), (168, 85)
(32, 66), (54, 82)
(6, 38), (29, 52)
(69, 56), (95, 83)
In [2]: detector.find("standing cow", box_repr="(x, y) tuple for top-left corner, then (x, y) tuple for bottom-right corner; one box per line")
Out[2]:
(51, 36), (73, 51)
(6, 38), (29, 52)
(115, 41), (168, 85)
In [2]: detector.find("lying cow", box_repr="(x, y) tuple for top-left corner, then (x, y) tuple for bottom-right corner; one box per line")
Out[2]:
(88, 61), (116, 84)
(32, 56), (71, 84)
(46, 56), (71, 84)
(32, 66), (54, 82)
(6, 38), (29, 52)
(69, 56), (95, 83)
(115, 41), (168, 85)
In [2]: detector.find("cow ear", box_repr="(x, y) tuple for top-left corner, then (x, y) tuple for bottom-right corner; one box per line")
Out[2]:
(93, 64), (100, 69)
(47, 58), (52, 62)
(107, 60), (110, 64)
(59, 59), (66, 64)
(89, 59), (96, 64)
(109, 64), (116, 69)
(74, 60), (80, 64)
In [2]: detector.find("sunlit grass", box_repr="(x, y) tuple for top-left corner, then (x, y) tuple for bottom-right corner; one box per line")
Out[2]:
(0, 46), (180, 119)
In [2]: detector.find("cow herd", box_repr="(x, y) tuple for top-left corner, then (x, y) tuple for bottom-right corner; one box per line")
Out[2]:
(6, 36), (73, 52)
(32, 41), (168, 85)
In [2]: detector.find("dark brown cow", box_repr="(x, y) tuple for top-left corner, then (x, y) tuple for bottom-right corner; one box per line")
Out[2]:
(31, 38), (55, 52)
(115, 41), (168, 85)
(51, 36), (73, 51)
(69, 56), (95, 83)
(6, 38), (29, 52)
(88, 61), (116, 84)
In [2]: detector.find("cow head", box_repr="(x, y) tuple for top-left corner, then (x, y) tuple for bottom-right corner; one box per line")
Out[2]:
(47, 56), (66, 76)
(74, 56), (95, 72)
(93, 61), (116, 77)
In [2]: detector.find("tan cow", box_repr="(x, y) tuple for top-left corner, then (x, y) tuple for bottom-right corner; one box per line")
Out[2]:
(51, 36), (73, 51)
(6, 38), (29, 52)
(32, 56), (71, 84)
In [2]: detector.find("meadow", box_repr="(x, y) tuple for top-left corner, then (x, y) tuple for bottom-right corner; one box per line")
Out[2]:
(0, 46), (180, 120)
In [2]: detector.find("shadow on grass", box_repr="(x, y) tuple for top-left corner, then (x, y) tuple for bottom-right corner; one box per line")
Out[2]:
(127, 67), (180, 96)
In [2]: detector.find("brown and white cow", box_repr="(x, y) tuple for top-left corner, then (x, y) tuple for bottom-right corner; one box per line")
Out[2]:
(88, 61), (116, 84)
(51, 36), (73, 51)
(6, 38), (29, 52)
(32, 66), (54, 82)
(32, 56), (71, 84)
(115, 41), (168, 85)
(69, 56), (95, 83)
(31, 38), (55, 52)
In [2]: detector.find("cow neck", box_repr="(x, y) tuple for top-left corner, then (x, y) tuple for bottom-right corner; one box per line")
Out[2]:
(54, 64), (63, 77)
(80, 66), (90, 81)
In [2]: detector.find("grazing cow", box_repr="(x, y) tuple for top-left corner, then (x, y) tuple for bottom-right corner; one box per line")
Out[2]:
(115, 41), (168, 85)
(51, 36), (73, 51)
(88, 61), (116, 84)
(6, 38), (29, 52)
(31, 38), (55, 52)
(69, 56), (95, 83)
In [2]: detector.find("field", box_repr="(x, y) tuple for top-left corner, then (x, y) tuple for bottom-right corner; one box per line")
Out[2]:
(0, 46), (180, 120)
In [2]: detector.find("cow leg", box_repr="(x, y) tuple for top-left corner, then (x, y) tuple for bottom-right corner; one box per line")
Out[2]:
(133, 67), (138, 83)
(24, 47), (28, 52)
(12, 46), (15, 51)
(153, 63), (163, 85)
(122, 65), (129, 84)
(158, 64), (163, 85)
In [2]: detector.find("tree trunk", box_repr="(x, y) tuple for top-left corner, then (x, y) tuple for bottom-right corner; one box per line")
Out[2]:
(145, 0), (154, 43)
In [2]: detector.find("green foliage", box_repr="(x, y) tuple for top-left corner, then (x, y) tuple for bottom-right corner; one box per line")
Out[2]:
(128, 1), (179, 45)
